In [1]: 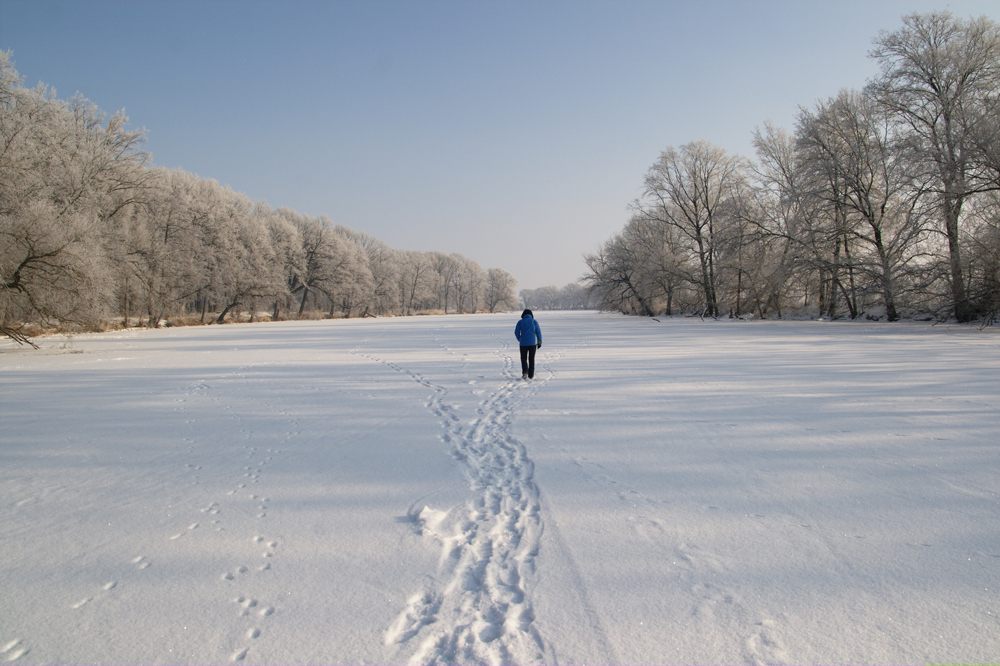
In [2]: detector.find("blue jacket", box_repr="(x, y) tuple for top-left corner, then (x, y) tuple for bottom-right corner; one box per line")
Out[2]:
(515, 315), (541, 347)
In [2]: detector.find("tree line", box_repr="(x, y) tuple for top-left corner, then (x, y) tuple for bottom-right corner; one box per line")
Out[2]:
(585, 12), (1000, 323)
(0, 52), (519, 345)
(519, 283), (597, 311)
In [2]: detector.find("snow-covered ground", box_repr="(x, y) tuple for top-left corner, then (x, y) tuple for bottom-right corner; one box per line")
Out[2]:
(1, 311), (998, 665)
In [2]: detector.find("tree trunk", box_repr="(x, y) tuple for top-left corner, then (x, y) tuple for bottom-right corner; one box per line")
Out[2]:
(843, 235), (858, 319)
(944, 193), (973, 321)
(735, 269), (743, 317)
(216, 298), (239, 324)
(298, 286), (310, 317)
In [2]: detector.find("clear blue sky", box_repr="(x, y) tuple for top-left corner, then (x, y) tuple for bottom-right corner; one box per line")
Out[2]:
(3, 0), (1000, 290)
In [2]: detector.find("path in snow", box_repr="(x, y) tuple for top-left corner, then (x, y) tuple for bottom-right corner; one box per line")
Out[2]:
(358, 333), (571, 665)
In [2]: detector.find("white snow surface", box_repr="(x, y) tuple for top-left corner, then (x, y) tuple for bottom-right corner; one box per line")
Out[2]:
(1, 311), (998, 665)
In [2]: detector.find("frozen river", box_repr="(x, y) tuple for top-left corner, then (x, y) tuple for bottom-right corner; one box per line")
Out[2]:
(2, 311), (998, 664)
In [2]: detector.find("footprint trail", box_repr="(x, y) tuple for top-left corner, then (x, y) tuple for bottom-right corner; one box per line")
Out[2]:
(360, 338), (554, 665)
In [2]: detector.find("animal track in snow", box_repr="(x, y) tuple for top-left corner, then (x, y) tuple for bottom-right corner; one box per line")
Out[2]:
(628, 514), (667, 544)
(229, 594), (276, 663)
(252, 535), (278, 559)
(169, 522), (199, 540)
(670, 538), (792, 665)
(235, 595), (258, 616)
(221, 565), (249, 581)
(172, 362), (297, 666)
(1, 639), (29, 662)
(743, 617), (791, 666)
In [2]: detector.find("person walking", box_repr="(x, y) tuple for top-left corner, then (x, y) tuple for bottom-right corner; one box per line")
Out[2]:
(514, 309), (542, 380)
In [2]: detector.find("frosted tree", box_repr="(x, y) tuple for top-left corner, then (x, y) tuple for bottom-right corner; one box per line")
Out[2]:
(429, 251), (459, 313)
(559, 283), (596, 309)
(363, 236), (400, 316)
(118, 168), (221, 327)
(259, 206), (303, 321)
(334, 227), (398, 315)
(2, 50), (524, 337)
(743, 123), (811, 316)
(640, 141), (745, 316)
(396, 250), (436, 315)
(520, 285), (560, 311)
(1, 52), (147, 342)
(868, 11), (1000, 321)
(628, 210), (694, 315)
(796, 90), (931, 321)
(483, 267), (518, 313)
(206, 193), (287, 323)
(327, 226), (375, 317)
(279, 209), (362, 317)
(520, 284), (589, 311)
(451, 254), (486, 313)
(583, 232), (657, 316)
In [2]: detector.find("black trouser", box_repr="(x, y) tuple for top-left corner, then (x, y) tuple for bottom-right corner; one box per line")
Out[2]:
(519, 345), (536, 378)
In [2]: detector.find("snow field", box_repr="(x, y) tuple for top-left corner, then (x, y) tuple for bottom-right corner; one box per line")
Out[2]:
(1, 311), (998, 665)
